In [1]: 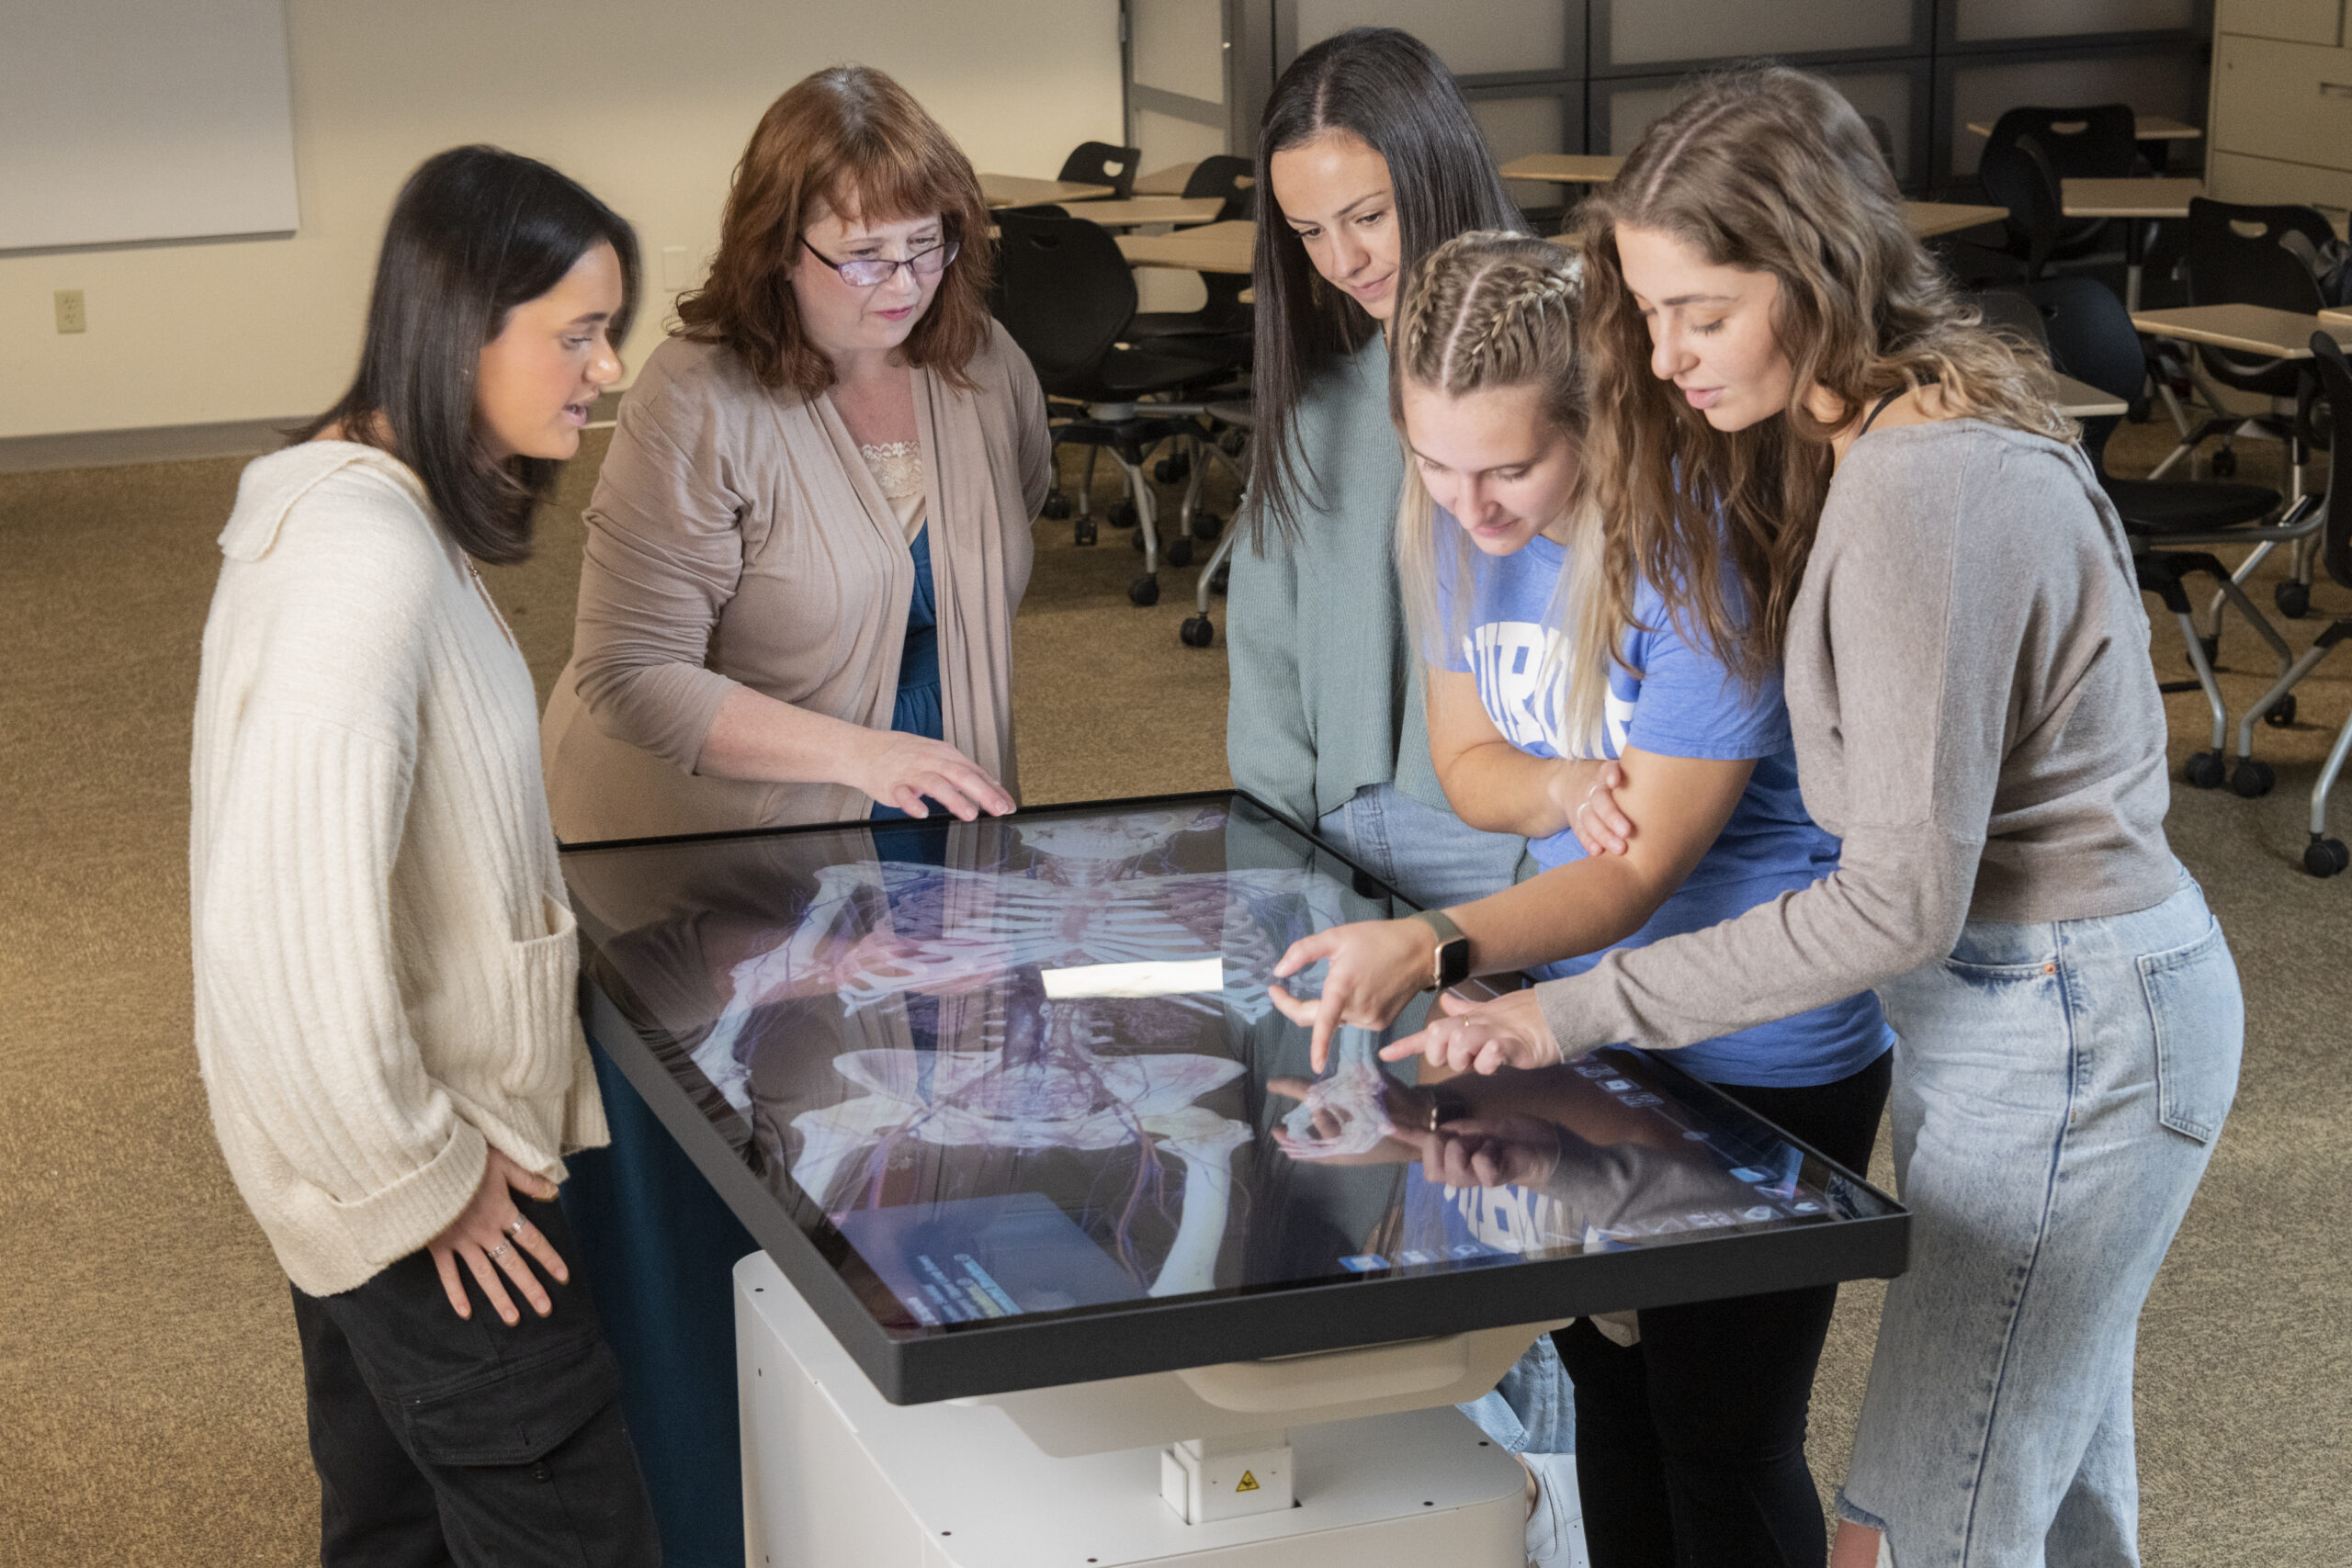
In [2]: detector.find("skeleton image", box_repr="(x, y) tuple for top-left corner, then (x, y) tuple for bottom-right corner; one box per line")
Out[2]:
(691, 808), (1363, 1299)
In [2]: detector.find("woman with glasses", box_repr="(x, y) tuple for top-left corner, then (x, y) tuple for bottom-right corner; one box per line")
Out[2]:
(540, 63), (1050, 844)
(535, 64), (1047, 1568)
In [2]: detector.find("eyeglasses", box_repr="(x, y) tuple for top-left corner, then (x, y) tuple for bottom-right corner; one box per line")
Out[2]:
(800, 236), (960, 288)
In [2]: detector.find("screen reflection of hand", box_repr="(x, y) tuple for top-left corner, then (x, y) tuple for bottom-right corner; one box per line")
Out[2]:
(1392, 1114), (1566, 1190)
(1265, 1074), (1426, 1166)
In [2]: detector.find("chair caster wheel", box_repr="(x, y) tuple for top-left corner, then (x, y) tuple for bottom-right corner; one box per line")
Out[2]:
(1219, 429), (1247, 456)
(2306, 838), (2351, 877)
(2265, 694), (2299, 728)
(1190, 511), (1224, 541)
(1128, 574), (1160, 606)
(2211, 447), (2236, 477)
(2276, 581), (2311, 619)
(1108, 502), (1140, 529)
(2182, 751), (2226, 789)
(1154, 454), (1192, 484)
(2231, 759), (2275, 797)
(1074, 518), (1098, 547)
(1180, 615), (1216, 648)
(1165, 537), (1193, 568)
(1041, 491), (1071, 521)
(1209, 562), (1229, 596)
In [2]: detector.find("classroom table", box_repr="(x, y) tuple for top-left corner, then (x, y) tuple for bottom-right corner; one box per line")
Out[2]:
(560, 792), (1907, 1568)
(1905, 200), (2010, 238)
(1052, 196), (1227, 229)
(2128, 303), (2352, 359)
(1966, 112), (2202, 172)
(979, 172), (1114, 209)
(1118, 219), (1255, 274)
(2060, 176), (2203, 310)
(2052, 373), (2128, 419)
(1135, 162), (1198, 196)
(1497, 153), (1625, 186)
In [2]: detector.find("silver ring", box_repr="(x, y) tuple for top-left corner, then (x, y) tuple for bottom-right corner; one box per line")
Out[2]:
(487, 1241), (512, 1260)
(503, 1219), (527, 1239)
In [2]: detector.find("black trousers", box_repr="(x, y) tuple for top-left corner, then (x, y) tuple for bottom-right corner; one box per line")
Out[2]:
(1553, 1052), (1893, 1568)
(290, 1197), (662, 1568)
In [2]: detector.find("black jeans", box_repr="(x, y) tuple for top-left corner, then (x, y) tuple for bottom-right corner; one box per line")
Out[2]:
(290, 1197), (662, 1568)
(1553, 1052), (1893, 1568)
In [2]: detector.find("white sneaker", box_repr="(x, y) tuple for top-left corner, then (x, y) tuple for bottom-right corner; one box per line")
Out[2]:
(1521, 1450), (1589, 1568)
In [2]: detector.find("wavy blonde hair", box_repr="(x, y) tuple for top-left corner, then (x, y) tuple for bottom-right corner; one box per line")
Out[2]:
(1391, 231), (1614, 758)
(1577, 65), (2071, 679)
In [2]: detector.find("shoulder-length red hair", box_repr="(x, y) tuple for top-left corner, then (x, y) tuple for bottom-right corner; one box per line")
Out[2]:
(677, 65), (993, 398)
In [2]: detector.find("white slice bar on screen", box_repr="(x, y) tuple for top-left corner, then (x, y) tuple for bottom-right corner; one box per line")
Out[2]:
(1041, 958), (1225, 999)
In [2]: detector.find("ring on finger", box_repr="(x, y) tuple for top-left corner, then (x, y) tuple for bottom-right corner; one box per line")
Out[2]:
(503, 1219), (527, 1239)
(488, 1241), (513, 1260)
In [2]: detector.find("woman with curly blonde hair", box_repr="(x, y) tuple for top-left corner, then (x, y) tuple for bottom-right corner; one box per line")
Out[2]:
(1388, 68), (2243, 1568)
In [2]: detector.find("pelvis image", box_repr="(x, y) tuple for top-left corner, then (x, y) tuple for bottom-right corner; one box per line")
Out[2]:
(677, 805), (1394, 1318)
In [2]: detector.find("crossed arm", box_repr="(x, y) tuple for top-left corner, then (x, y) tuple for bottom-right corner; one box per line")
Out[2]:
(1270, 667), (1752, 1068)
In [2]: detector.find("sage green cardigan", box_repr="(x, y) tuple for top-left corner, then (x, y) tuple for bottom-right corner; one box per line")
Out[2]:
(1225, 335), (1456, 829)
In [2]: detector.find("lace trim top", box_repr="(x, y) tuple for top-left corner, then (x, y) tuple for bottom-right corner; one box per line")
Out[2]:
(859, 441), (928, 542)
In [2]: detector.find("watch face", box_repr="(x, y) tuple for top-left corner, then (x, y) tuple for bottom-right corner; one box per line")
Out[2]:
(1437, 936), (1472, 988)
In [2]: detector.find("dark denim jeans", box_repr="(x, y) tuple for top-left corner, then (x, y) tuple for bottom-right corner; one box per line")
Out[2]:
(289, 1196), (662, 1568)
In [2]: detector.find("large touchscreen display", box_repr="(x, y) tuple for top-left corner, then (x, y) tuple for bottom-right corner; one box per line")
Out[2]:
(563, 796), (1893, 1338)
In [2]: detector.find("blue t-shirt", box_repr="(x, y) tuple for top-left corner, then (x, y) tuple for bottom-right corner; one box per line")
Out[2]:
(1438, 531), (1891, 1088)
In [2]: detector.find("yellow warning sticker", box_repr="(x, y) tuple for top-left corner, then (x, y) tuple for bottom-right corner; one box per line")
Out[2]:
(1235, 1472), (1260, 1493)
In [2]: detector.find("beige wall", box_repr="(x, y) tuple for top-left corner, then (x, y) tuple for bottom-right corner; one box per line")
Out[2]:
(0, 0), (1122, 440)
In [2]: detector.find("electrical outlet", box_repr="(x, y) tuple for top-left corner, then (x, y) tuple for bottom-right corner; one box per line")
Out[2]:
(54, 289), (86, 333)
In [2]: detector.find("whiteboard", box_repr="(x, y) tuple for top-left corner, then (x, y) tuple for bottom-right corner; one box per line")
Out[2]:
(0, 0), (300, 251)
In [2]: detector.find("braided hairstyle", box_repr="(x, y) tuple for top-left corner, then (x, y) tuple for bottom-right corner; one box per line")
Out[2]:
(1389, 231), (1617, 758)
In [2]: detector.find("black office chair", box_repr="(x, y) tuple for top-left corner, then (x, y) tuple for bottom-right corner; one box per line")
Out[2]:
(1057, 141), (1142, 199)
(1981, 105), (2139, 265)
(2222, 331), (2352, 876)
(992, 208), (1234, 604)
(1127, 157), (1257, 354)
(2157, 197), (2338, 617)
(2021, 276), (2302, 787)
(1973, 136), (2065, 282)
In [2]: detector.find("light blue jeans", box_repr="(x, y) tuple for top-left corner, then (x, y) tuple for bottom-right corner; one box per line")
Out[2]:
(1317, 782), (1576, 1454)
(1838, 867), (2242, 1567)
(1315, 781), (1530, 911)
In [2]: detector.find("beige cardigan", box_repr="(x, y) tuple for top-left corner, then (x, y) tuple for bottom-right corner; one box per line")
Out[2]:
(190, 444), (606, 1297)
(542, 324), (1051, 842)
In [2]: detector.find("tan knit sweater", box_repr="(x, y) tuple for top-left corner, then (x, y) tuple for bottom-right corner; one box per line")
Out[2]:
(190, 443), (607, 1297)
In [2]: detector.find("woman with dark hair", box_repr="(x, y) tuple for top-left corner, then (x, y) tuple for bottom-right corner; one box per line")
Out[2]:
(1392, 66), (2242, 1568)
(1231, 27), (1558, 911)
(538, 63), (1049, 842)
(1228, 28), (1581, 1564)
(190, 145), (658, 1565)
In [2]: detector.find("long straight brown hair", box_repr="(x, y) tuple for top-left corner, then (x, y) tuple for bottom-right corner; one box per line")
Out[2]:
(677, 65), (992, 400)
(1245, 28), (1522, 551)
(1577, 66), (2070, 679)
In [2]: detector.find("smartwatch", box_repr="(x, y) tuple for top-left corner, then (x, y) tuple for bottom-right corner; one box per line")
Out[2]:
(1407, 908), (1473, 992)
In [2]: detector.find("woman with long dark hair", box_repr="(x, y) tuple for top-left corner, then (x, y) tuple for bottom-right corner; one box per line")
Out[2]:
(190, 145), (658, 1565)
(1229, 27), (1554, 910)
(1391, 67), (2243, 1568)
(1228, 29), (1582, 1564)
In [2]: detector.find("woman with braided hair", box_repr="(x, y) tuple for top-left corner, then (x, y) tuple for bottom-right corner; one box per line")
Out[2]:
(1272, 231), (1894, 1568)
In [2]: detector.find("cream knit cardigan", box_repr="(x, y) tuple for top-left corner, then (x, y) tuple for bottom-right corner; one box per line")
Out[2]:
(190, 443), (607, 1297)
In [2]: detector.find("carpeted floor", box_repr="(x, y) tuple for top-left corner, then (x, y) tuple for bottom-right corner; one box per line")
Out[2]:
(0, 418), (2343, 1565)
